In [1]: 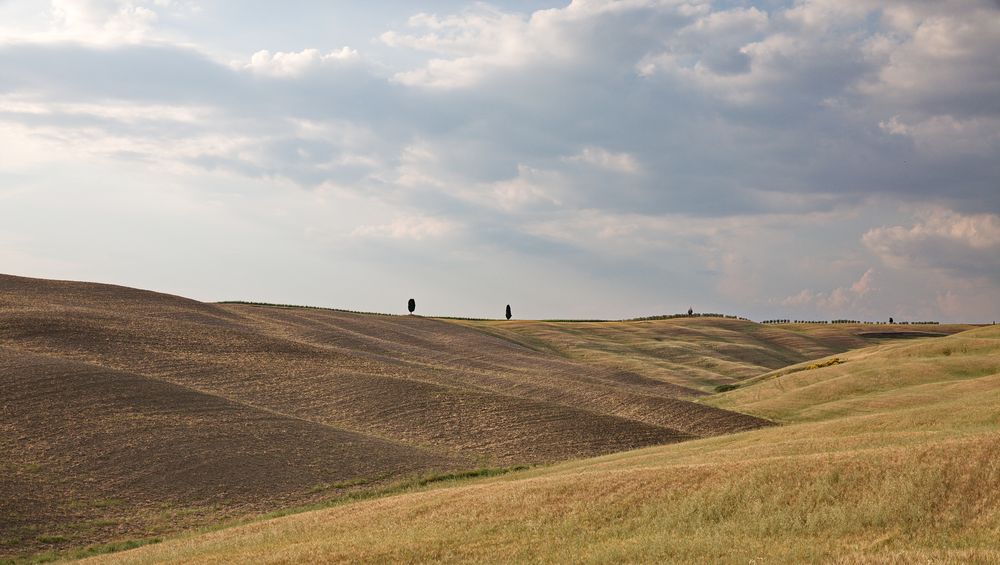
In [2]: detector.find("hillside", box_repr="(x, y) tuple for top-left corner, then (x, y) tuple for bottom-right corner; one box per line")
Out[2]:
(453, 317), (973, 391)
(1, 274), (770, 561)
(91, 326), (1000, 563)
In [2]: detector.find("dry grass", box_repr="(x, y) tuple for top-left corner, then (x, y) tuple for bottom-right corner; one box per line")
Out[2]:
(88, 326), (1000, 564)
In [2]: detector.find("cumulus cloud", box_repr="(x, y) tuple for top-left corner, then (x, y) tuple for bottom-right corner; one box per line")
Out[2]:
(782, 269), (877, 313)
(863, 208), (1000, 279)
(49, 0), (158, 42)
(859, 1), (1000, 118)
(0, 0), (199, 44)
(242, 47), (360, 77)
(381, 6), (561, 88)
(879, 114), (1000, 157)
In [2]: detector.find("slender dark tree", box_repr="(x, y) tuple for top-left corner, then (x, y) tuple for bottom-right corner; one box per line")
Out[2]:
(505, 304), (512, 320)
(408, 298), (416, 314)
(889, 316), (894, 324)
(687, 307), (694, 316)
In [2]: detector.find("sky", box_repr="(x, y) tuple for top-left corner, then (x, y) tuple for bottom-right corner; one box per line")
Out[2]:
(1, 0), (998, 321)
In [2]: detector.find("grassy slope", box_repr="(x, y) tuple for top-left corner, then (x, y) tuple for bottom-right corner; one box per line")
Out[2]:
(93, 326), (1000, 563)
(453, 317), (974, 391)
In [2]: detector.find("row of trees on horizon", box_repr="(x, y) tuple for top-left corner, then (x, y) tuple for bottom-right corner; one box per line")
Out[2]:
(761, 319), (940, 325)
(406, 299), (941, 325)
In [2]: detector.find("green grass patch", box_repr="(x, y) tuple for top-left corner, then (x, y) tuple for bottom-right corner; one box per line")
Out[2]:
(414, 466), (530, 487)
(70, 538), (163, 560)
(306, 477), (373, 495)
(264, 465), (532, 521)
(13, 537), (165, 564)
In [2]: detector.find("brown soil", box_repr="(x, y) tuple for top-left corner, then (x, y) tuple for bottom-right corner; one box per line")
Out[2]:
(0, 274), (771, 560)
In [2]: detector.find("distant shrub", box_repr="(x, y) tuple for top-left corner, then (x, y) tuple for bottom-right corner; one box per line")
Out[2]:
(780, 356), (846, 377)
(804, 357), (844, 370)
(714, 384), (739, 393)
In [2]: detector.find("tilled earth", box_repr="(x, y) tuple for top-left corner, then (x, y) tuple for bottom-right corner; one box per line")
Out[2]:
(1, 274), (773, 560)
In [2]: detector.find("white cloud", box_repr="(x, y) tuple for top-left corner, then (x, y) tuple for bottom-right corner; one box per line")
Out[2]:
(488, 165), (564, 211)
(860, 2), (1000, 116)
(0, 94), (209, 123)
(782, 289), (815, 307)
(781, 269), (877, 313)
(0, 0), (191, 43)
(863, 208), (1000, 277)
(382, 6), (539, 88)
(850, 268), (875, 296)
(242, 47), (360, 77)
(383, 0), (702, 89)
(879, 114), (1000, 157)
(51, 0), (157, 42)
(563, 146), (640, 174)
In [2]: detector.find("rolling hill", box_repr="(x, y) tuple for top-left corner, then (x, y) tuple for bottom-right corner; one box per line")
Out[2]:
(453, 317), (973, 391)
(87, 325), (1000, 564)
(2, 274), (776, 561)
(1, 273), (982, 562)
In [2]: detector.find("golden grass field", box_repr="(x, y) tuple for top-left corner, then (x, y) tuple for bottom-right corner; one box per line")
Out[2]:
(84, 326), (1000, 564)
(1, 273), (992, 563)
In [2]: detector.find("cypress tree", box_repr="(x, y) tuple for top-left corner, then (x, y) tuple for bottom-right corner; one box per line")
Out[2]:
(505, 304), (512, 320)
(407, 298), (415, 314)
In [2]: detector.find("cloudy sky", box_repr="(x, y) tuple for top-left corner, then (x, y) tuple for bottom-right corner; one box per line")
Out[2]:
(1, 0), (998, 321)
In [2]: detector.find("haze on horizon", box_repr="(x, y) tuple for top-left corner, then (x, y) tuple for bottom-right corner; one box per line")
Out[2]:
(1, 0), (998, 322)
